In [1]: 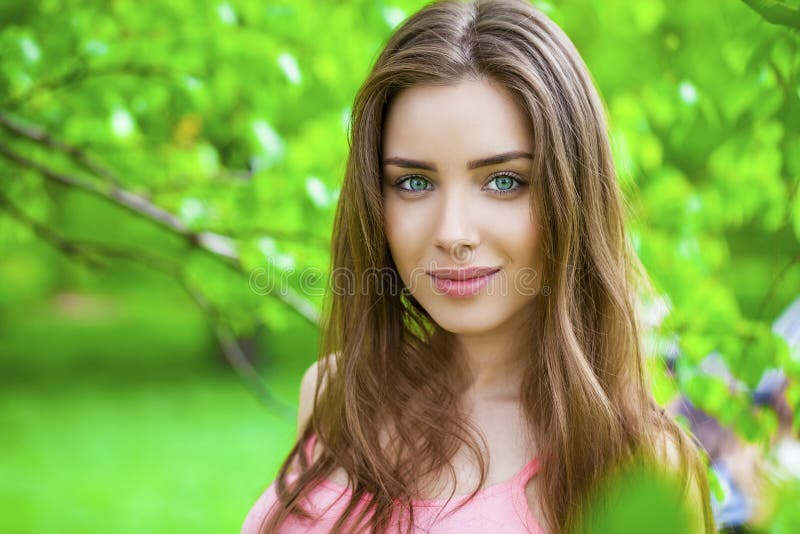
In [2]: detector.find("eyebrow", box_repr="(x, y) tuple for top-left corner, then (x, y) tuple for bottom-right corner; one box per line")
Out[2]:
(382, 150), (534, 171)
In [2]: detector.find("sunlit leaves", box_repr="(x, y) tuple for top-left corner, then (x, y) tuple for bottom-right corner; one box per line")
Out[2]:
(0, 1), (797, 529)
(707, 122), (785, 229)
(573, 458), (694, 534)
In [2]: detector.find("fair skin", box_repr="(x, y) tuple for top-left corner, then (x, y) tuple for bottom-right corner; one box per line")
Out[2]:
(381, 78), (543, 402)
(292, 78), (707, 531)
(295, 78), (546, 524)
(378, 78), (542, 507)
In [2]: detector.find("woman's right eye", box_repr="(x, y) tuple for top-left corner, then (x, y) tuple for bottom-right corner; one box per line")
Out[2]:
(394, 176), (432, 193)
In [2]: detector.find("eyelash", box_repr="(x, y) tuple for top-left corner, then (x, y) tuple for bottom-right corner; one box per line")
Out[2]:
(392, 171), (528, 197)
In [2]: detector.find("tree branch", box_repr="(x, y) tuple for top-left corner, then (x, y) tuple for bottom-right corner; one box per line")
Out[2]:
(0, 190), (107, 270)
(755, 253), (800, 322)
(0, 112), (123, 186)
(741, 0), (800, 30)
(0, 141), (207, 244)
(0, 192), (296, 419)
(0, 112), (331, 253)
(0, 141), (320, 326)
(2, 62), (177, 110)
(181, 280), (297, 420)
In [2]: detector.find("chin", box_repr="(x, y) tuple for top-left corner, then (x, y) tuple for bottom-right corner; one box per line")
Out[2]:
(438, 323), (496, 336)
(425, 305), (510, 336)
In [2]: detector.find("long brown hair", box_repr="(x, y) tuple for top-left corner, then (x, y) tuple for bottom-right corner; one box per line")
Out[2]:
(261, 0), (715, 532)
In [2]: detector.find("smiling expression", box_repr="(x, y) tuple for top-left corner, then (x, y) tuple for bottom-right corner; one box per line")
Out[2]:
(382, 78), (544, 336)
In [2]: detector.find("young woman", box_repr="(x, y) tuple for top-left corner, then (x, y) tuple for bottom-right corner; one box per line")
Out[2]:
(243, 0), (715, 532)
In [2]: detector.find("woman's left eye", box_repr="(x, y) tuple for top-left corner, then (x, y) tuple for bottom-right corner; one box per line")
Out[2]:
(485, 173), (526, 195)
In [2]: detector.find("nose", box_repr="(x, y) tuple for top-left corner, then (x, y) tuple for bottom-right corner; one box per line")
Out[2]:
(432, 186), (480, 264)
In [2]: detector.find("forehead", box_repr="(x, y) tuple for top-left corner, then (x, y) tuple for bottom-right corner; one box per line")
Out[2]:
(382, 79), (534, 163)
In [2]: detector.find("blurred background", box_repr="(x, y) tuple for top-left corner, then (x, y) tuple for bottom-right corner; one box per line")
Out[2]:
(0, 0), (798, 532)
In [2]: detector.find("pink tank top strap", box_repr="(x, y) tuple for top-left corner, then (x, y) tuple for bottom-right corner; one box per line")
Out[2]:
(514, 456), (540, 487)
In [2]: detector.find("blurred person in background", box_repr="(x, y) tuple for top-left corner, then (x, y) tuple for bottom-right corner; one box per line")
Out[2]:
(668, 361), (798, 532)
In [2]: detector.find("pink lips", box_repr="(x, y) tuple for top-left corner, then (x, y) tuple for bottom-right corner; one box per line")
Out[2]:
(427, 266), (500, 297)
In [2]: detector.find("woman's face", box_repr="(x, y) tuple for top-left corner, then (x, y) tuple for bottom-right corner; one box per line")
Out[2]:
(382, 78), (543, 336)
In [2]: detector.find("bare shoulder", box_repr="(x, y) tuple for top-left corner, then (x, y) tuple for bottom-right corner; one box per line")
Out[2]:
(296, 353), (337, 439)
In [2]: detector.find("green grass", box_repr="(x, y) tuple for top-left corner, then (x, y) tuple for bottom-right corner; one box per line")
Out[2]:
(1, 373), (296, 533)
(0, 287), (316, 533)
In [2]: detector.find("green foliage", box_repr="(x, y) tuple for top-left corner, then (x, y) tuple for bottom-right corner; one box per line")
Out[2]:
(1, 0), (798, 531)
(572, 459), (693, 534)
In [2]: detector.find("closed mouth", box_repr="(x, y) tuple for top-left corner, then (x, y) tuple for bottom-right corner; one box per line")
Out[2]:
(427, 267), (501, 281)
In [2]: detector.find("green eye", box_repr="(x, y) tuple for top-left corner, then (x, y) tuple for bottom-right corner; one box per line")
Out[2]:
(396, 176), (431, 192)
(408, 177), (429, 191)
(393, 173), (527, 196)
(493, 176), (515, 190)
(486, 173), (526, 195)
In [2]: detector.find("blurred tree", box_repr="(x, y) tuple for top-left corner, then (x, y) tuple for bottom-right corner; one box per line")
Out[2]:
(0, 0), (798, 528)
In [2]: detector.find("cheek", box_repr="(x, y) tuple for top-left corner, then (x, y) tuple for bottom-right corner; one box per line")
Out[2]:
(384, 200), (421, 268)
(383, 200), (402, 252)
(495, 208), (543, 296)
(486, 202), (541, 263)
(523, 223), (544, 273)
(522, 216), (542, 261)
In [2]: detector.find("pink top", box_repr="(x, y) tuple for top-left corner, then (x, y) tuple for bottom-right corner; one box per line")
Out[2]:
(242, 434), (544, 533)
